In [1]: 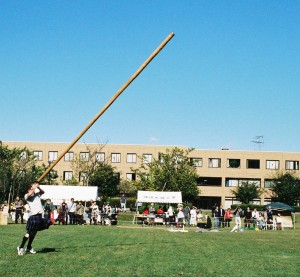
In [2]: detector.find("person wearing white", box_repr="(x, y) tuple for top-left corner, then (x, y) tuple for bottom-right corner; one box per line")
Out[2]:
(190, 207), (197, 226)
(67, 198), (76, 225)
(231, 206), (243, 232)
(252, 208), (260, 228)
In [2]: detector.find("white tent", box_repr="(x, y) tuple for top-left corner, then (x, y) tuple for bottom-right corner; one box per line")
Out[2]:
(137, 191), (182, 204)
(40, 185), (98, 205)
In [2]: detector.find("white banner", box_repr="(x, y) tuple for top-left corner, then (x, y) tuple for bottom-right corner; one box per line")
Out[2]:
(40, 185), (98, 205)
(137, 191), (182, 204)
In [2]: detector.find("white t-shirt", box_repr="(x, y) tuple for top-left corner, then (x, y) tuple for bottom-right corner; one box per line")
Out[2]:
(25, 192), (44, 216)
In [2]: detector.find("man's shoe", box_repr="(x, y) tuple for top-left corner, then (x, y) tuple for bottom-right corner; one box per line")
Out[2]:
(17, 246), (24, 256)
(25, 248), (37, 254)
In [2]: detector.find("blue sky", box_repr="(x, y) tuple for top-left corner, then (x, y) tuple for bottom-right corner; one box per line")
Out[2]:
(1, 1), (300, 152)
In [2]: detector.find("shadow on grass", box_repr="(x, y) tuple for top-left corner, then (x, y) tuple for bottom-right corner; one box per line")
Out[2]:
(37, 248), (60, 254)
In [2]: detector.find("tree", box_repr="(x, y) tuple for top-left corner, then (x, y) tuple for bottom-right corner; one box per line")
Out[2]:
(270, 171), (300, 206)
(231, 181), (264, 204)
(89, 164), (120, 199)
(70, 143), (108, 186)
(134, 147), (199, 202)
(118, 179), (137, 196)
(0, 144), (44, 202)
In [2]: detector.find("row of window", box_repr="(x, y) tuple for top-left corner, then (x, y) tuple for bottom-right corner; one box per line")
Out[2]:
(63, 171), (280, 188)
(33, 151), (153, 164)
(190, 157), (299, 170)
(198, 177), (279, 188)
(32, 151), (300, 170)
(62, 171), (130, 182)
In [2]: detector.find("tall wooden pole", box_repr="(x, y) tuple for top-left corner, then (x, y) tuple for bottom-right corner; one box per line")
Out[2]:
(37, 32), (175, 183)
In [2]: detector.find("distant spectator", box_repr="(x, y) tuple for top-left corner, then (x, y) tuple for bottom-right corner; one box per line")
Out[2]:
(225, 208), (233, 227)
(213, 206), (219, 228)
(252, 208), (259, 228)
(231, 206), (243, 232)
(156, 206), (164, 215)
(276, 214), (283, 230)
(120, 194), (126, 212)
(183, 206), (190, 226)
(14, 196), (24, 224)
(67, 198), (76, 225)
(244, 207), (252, 229)
(190, 206), (197, 226)
(43, 199), (55, 221)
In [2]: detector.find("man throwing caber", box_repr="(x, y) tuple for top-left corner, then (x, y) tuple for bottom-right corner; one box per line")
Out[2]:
(17, 183), (52, 256)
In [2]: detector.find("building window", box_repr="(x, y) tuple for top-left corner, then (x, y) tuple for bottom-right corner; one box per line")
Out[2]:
(63, 171), (73, 181)
(226, 178), (261, 187)
(80, 152), (89, 161)
(247, 159), (260, 169)
(113, 173), (120, 182)
(33, 151), (43, 161)
(190, 158), (203, 167)
(64, 152), (74, 162)
(20, 151), (28, 160)
(158, 153), (165, 163)
(96, 152), (105, 162)
(266, 160), (279, 170)
(48, 151), (58, 162)
(286, 160), (299, 170)
(142, 154), (152, 164)
(225, 179), (239, 187)
(264, 179), (276, 188)
(127, 153), (137, 163)
(126, 173), (136, 181)
(111, 153), (121, 163)
(79, 172), (88, 182)
(208, 158), (221, 168)
(227, 159), (240, 168)
(198, 177), (222, 186)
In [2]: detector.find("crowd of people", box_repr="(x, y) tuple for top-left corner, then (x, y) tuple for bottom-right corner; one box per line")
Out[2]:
(4, 196), (121, 226)
(135, 203), (284, 232)
(2, 194), (285, 232)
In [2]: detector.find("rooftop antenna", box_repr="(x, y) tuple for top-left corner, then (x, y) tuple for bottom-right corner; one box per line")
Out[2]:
(252, 135), (264, 151)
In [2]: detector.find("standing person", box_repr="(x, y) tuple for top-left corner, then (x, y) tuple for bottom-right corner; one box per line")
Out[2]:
(177, 208), (184, 227)
(59, 199), (68, 225)
(120, 194), (126, 212)
(213, 206), (219, 228)
(183, 206), (190, 226)
(76, 201), (85, 225)
(252, 208), (259, 228)
(67, 198), (76, 225)
(167, 205), (175, 225)
(244, 207), (252, 229)
(43, 199), (55, 222)
(190, 206), (197, 226)
(231, 206), (243, 232)
(219, 205), (225, 228)
(17, 183), (52, 256)
(14, 196), (24, 224)
(91, 201), (99, 225)
(225, 208), (233, 227)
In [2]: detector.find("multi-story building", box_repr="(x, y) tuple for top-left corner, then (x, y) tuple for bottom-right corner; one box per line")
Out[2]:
(3, 141), (300, 209)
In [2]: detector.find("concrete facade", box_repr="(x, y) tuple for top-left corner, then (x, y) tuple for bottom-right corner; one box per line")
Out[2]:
(4, 141), (300, 208)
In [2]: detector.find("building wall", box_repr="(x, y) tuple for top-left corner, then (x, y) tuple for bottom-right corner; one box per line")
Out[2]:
(4, 141), (300, 208)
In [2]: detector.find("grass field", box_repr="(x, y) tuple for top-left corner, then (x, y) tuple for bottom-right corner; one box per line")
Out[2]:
(1, 213), (299, 277)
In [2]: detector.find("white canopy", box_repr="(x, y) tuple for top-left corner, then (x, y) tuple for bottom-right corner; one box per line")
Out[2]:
(40, 185), (98, 205)
(137, 191), (182, 204)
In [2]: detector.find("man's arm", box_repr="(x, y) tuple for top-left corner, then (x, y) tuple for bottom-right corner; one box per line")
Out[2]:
(36, 184), (45, 195)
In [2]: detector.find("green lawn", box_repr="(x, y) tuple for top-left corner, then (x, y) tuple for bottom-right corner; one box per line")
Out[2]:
(1, 213), (300, 277)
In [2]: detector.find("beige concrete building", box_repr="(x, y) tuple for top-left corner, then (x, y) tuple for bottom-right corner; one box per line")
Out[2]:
(3, 141), (300, 209)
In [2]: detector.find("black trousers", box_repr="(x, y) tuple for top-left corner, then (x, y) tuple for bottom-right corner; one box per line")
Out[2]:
(15, 209), (24, 224)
